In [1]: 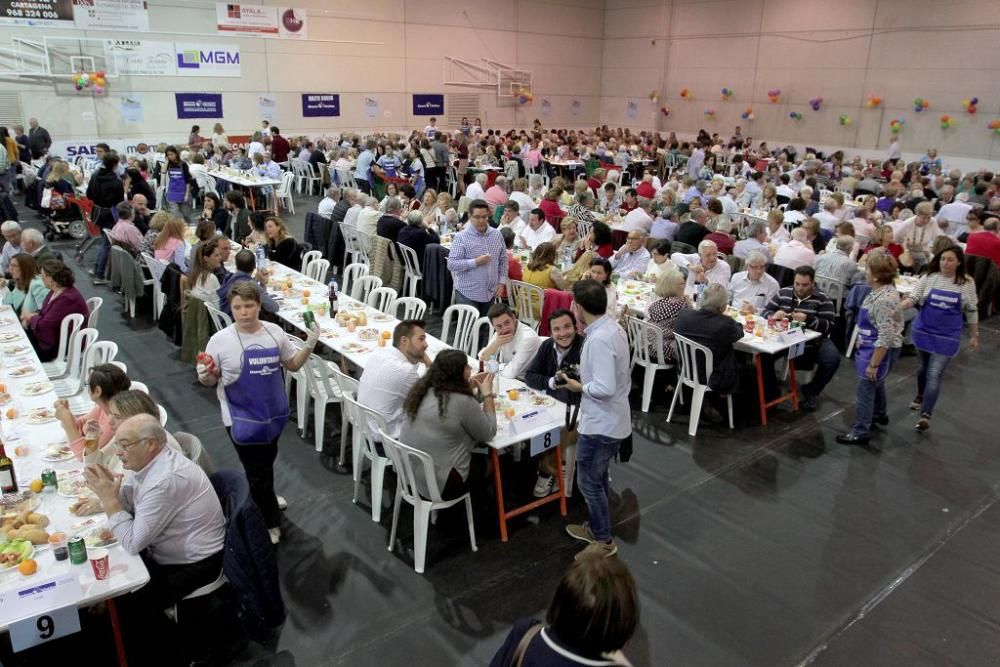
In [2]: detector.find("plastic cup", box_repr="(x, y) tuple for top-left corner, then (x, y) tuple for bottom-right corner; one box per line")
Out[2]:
(89, 547), (110, 580)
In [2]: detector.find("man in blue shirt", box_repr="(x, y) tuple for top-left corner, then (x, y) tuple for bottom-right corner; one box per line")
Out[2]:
(446, 199), (508, 316)
(558, 279), (632, 559)
(353, 139), (376, 195)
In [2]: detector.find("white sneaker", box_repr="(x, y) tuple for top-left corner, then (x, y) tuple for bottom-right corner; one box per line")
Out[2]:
(268, 527), (281, 545)
(276, 495), (287, 511)
(532, 474), (554, 498)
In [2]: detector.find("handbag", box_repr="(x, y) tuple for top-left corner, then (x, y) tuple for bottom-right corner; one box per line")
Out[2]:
(511, 623), (542, 667)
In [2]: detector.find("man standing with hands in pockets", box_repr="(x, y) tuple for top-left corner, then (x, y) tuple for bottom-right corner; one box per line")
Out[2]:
(557, 279), (632, 559)
(446, 199), (509, 316)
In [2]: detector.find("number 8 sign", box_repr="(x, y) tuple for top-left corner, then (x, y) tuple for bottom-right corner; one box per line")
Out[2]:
(530, 427), (561, 457)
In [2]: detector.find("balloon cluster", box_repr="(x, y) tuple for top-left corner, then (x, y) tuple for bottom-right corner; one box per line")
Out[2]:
(838, 114), (852, 126)
(962, 97), (979, 114)
(680, 88), (693, 100)
(649, 90), (659, 102)
(789, 111), (803, 120)
(515, 91), (534, 105)
(889, 117), (904, 133)
(913, 97), (929, 113)
(809, 97), (823, 111)
(988, 120), (1000, 135)
(72, 70), (107, 93)
(740, 107), (754, 120)
(767, 88), (781, 103)
(660, 106), (670, 117)
(940, 114), (954, 130)
(864, 94), (882, 108)
(720, 87), (733, 100)
(703, 108), (715, 120)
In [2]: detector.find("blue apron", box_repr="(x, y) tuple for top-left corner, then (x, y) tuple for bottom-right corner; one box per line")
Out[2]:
(911, 287), (962, 357)
(854, 307), (892, 381)
(166, 165), (186, 203)
(224, 327), (290, 445)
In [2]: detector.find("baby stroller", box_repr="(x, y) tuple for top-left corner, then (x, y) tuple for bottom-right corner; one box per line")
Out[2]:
(43, 190), (90, 241)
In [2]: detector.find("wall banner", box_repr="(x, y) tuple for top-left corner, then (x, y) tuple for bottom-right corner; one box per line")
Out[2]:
(216, 3), (307, 40)
(412, 94), (444, 116)
(174, 42), (241, 77)
(105, 40), (176, 76)
(0, 0), (73, 28)
(302, 94), (340, 117)
(176, 93), (223, 119)
(72, 0), (149, 32)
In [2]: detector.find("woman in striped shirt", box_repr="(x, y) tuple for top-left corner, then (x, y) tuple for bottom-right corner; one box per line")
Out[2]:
(901, 246), (979, 432)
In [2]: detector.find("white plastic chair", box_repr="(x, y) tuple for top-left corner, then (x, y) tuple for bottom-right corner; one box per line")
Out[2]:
(65, 340), (119, 411)
(40, 313), (84, 379)
(440, 304), (479, 351)
(366, 286), (397, 314)
(393, 296), (427, 321)
(351, 275), (383, 302)
(457, 196), (472, 218)
(158, 404), (168, 427)
(86, 297), (103, 330)
(303, 354), (344, 453)
(380, 431), (477, 574)
(277, 171), (296, 214)
(305, 258), (330, 284)
(130, 380), (149, 394)
(204, 301), (233, 333)
(172, 431), (215, 475)
(300, 249), (322, 275)
(335, 169), (357, 189)
(341, 262), (369, 300)
(466, 316), (494, 358)
(396, 243), (422, 298)
(354, 229), (374, 265)
(814, 274), (846, 315)
(51, 328), (99, 398)
(329, 365), (359, 467)
(283, 335), (310, 435)
(341, 224), (365, 267)
(510, 280), (544, 332)
(626, 316), (675, 413)
(143, 254), (168, 318)
(667, 334), (734, 436)
(347, 397), (393, 522)
(302, 162), (321, 195)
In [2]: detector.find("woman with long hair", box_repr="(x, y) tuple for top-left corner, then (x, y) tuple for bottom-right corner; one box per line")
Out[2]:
(901, 246), (979, 431)
(402, 349), (496, 500)
(125, 166), (156, 209)
(263, 216), (298, 268)
(154, 215), (189, 270)
(160, 145), (194, 222)
(186, 238), (222, 308)
(2, 253), (48, 315)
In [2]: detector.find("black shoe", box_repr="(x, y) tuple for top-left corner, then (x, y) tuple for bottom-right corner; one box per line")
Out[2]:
(900, 344), (917, 357)
(92, 278), (109, 286)
(873, 415), (889, 426)
(800, 394), (817, 412)
(836, 433), (870, 445)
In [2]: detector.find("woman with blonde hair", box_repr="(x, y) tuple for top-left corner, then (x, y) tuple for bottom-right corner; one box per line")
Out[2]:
(522, 242), (567, 293)
(153, 215), (189, 270)
(142, 211), (171, 255)
(645, 270), (690, 363)
(211, 123), (229, 151)
(263, 216), (299, 268)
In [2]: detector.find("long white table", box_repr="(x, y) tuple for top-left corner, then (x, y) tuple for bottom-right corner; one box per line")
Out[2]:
(259, 262), (569, 542)
(206, 168), (281, 212)
(0, 306), (148, 660)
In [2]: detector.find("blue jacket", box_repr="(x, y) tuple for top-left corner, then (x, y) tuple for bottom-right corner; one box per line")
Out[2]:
(217, 271), (278, 316)
(210, 470), (285, 641)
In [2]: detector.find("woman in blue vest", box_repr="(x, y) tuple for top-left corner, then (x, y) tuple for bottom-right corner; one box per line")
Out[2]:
(160, 145), (194, 223)
(837, 250), (904, 446)
(901, 246), (979, 432)
(197, 281), (319, 544)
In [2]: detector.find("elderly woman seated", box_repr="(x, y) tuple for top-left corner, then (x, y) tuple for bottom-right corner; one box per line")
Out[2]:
(645, 271), (691, 364)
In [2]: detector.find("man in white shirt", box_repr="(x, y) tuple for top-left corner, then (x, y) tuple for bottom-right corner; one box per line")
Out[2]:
(500, 201), (526, 237)
(479, 303), (542, 381)
(423, 117), (439, 139)
(518, 208), (556, 250)
(0, 220), (22, 276)
(814, 198), (840, 232)
(718, 189), (738, 215)
(894, 201), (941, 268)
(782, 198), (808, 227)
(610, 231), (651, 278)
(937, 190), (972, 237)
(466, 173), (487, 201)
(744, 172), (764, 198)
(358, 320), (431, 439)
(620, 197), (653, 234)
(729, 250), (779, 312)
(356, 196), (382, 237)
(886, 137), (901, 162)
(344, 196), (364, 227)
(509, 178), (535, 215)
(775, 174), (796, 199)
(773, 227), (816, 270)
(733, 221), (772, 262)
(672, 239), (732, 292)
(317, 186), (339, 219)
(686, 143), (705, 178)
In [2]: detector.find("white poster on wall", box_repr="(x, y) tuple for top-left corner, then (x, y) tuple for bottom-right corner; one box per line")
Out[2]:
(258, 95), (277, 122)
(105, 40), (176, 76)
(571, 99), (581, 116)
(626, 100), (638, 120)
(216, 3), (307, 40)
(364, 96), (379, 119)
(541, 99), (552, 116)
(120, 95), (143, 123)
(174, 42), (241, 77)
(73, 0), (148, 32)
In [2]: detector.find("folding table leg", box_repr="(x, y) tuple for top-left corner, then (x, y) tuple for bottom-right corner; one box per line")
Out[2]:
(490, 449), (508, 542)
(108, 598), (129, 667)
(755, 354), (768, 426)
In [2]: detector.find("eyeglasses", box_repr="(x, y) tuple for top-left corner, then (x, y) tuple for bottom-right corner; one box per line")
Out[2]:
(114, 436), (151, 452)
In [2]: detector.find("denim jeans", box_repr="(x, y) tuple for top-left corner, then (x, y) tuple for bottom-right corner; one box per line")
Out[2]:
(801, 337), (842, 398)
(166, 199), (194, 224)
(453, 289), (492, 317)
(851, 347), (902, 437)
(94, 234), (112, 277)
(576, 433), (621, 542)
(916, 350), (952, 417)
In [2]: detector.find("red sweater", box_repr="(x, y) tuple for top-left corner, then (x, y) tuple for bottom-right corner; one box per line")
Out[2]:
(965, 231), (1000, 267)
(29, 287), (89, 355)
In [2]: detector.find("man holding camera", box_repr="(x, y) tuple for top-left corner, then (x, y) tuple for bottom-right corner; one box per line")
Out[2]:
(523, 309), (585, 498)
(556, 280), (632, 560)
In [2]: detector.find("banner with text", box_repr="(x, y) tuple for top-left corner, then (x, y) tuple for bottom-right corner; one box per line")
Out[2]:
(301, 93), (340, 117)
(216, 3), (307, 39)
(174, 42), (241, 77)
(412, 94), (444, 116)
(105, 40), (176, 76)
(0, 0), (72, 27)
(176, 93), (224, 119)
(73, 0), (148, 32)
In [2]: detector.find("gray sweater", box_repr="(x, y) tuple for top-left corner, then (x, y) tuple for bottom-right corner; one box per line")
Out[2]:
(404, 390), (497, 497)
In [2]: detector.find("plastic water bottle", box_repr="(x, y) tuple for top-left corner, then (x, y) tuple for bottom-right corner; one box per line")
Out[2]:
(697, 282), (706, 304)
(486, 357), (501, 397)
(328, 277), (339, 316)
(439, 217), (447, 238)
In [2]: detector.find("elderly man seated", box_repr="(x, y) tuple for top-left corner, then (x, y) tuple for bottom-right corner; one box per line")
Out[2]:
(610, 230), (651, 279)
(729, 250), (779, 313)
(773, 227), (816, 270)
(620, 196), (653, 234)
(814, 235), (862, 287)
(672, 239), (732, 294)
(0, 220), (23, 276)
(83, 414), (226, 609)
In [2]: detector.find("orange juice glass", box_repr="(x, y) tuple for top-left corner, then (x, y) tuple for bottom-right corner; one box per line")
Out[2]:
(504, 406), (516, 418)
(507, 388), (520, 401)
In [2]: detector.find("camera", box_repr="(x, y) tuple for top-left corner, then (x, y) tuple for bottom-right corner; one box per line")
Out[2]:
(554, 363), (580, 386)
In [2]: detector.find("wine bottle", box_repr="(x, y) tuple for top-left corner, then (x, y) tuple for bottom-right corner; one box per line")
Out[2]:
(0, 443), (17, 494)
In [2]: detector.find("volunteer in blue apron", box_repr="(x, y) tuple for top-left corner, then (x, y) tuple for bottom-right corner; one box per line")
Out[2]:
(837, 250), (904, 446)
(900, 246), (980, 432)
(197, 281), (319, 544)
(161, 145), (194, 223)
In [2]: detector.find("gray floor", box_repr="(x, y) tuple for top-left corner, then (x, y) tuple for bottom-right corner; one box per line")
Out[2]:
(7, 194), (1000, 667)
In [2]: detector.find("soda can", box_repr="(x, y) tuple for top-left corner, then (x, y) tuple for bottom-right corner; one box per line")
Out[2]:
(40, 469), (57, 491)
(68, 535), (88, 565)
